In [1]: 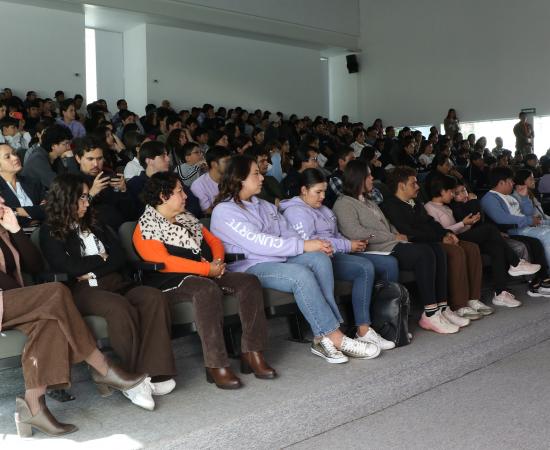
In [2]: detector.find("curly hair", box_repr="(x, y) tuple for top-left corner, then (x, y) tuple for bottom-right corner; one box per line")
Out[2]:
(44, 173), (98, 240)
(214, 154), (255, 207)
(142, 172), (180, 207)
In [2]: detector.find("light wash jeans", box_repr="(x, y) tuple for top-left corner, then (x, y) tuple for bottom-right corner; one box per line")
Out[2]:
(513, 225), (550, 268)
(354, 253), (399, 282)
(331, 253), (374, 325)
(246, 252), (342, 336)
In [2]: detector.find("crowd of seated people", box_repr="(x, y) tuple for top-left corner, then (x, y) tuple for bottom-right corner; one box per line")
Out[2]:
(3, 86), (550, 438)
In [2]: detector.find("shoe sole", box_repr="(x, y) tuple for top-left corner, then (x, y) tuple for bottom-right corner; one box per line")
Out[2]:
(457, 313), (483, 320)
(476, 309), (494, 316)
(508, 269), (540, 276)
(418, 321), (459, 334)
(341, 348), (382, 360)
(527, 290), (550, 298)
(310, 348), (349, 364)
(492, 300), (522, 307)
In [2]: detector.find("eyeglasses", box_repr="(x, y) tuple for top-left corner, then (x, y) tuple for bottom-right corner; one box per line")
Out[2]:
(78, 194), (92, 202)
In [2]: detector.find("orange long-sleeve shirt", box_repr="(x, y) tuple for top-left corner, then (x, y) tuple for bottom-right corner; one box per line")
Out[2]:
(132, 224), (225, 276)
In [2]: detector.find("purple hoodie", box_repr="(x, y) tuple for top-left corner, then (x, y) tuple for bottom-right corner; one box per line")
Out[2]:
(280, 197), (352, 254)
(210, 196), (305, 272)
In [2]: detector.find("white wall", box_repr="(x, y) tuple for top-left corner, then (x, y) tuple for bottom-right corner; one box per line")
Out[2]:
(328, 54), (359, 122)
(0, 1), (86, 100)
(358, 0), (550, 127)
(145, 24), (327, 117)
(123, 24), (148, 116)
(95, 29), (125, 112)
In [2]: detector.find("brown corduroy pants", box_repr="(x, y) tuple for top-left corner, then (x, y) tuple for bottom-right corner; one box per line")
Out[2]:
(71, 274), (176, 378)
(441, 241), (483, 310)
(165, 272), (268, 368)
(2, 282), (97, 389)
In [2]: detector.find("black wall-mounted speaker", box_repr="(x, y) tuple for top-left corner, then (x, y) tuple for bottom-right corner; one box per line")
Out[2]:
(346, 54), (359, 73)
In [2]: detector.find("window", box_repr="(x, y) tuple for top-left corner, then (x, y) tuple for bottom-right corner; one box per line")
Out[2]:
(85, 28), (97, 104)
(441, 118), (517, 153)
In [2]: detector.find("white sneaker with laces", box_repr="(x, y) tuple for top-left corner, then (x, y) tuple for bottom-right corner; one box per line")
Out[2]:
(310, 337), (349, 364)
(468, 299), (494, 315)
(150, 378), (176, 396)
(508, 259), (541, 276)
(442, 308), (470, 327)
(418, 310), (459, 334)
(340, 336), (381, 359)
(356, 327), (396, 350)
(123, 377), (155, 411)
(492, 291), (522, 308)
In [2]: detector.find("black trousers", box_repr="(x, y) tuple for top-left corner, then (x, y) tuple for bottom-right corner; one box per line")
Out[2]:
(393, 242), (447, 306)
(509, 235), (549, 278)
(460, 224), (519, 293)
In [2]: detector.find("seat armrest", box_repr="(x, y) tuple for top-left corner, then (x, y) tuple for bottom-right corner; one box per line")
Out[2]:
(130, 260), (165, 271)
(225, 253), (246, 263)
(37, 272), (69, 283)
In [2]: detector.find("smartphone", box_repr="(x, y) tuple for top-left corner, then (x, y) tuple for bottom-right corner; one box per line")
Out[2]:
(9, 112), (23, 120)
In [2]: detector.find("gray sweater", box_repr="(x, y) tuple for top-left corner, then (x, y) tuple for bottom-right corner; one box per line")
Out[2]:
(332, 195), (400, 252)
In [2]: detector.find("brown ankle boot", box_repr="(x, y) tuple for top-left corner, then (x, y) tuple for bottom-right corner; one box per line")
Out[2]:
(205, 367), (242, 389)
(240, 351), (277, 379)
(14, 396), (78, 438)
(90, 360), (146, 397)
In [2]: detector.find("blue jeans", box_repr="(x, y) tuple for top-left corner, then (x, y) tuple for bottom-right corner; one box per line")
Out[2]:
(332, 253), (374, 325)
(246, 252), (342, 336)
(354, 253), (399, 282)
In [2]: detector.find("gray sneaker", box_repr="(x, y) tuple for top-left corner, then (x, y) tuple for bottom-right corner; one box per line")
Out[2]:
(340, 336), (381, 359)
(310, 337), (349, 364)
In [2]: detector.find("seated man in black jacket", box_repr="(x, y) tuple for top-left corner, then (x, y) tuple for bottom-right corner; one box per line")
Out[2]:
(380, 166), (489, 320)
(74, 136), (137, 230)
(127, 140), (202, 218)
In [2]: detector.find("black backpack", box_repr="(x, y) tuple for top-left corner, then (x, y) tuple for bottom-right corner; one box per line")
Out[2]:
(370, 281), (411, 347)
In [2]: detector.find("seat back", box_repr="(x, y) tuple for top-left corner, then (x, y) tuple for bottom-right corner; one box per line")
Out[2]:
(118, 221), (140, 262)
(30, 226), (52, 271)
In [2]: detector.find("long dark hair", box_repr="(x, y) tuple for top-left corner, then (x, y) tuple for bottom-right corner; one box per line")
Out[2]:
(214, 155), (255, 207)
(342, 159), (370, 199)
(45, 173), (98, 240)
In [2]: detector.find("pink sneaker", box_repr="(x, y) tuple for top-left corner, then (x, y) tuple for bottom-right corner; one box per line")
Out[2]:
(419, 311), (460, 334)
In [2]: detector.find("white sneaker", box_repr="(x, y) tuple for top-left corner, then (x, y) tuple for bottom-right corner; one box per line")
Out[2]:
(467, 299), (494, 316)
(492, 291), (522, 308)
(356, 327), (396, 350)
(455, 306), (482, 320)
(150, 378), (176, 396)
(418, 310), (459, 334)
(340, 336), (381, 359)
(311, 337), (349, 364)
(442, 308), (470, 327)
(122, 377), (155, 411)
(508, 259), (541, 277)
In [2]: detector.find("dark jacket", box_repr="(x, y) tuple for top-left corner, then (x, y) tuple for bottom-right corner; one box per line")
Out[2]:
(0, 176), (45, 226)
(39, 222), (127, 284)
(380, 195), (448, 243)
(21, 146), (79, 190)
(82, 172), (138, 230)
(281, 168), (301, 199)
(257, 175), (284, 205)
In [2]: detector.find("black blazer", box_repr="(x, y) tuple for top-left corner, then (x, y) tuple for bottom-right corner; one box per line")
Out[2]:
(0, 175), (45, 225)
(39, 222), (127, 283)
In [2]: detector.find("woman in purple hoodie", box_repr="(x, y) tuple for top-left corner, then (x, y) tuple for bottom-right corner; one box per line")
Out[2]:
(211, 155), (381, 364)
(280, 169), (395, 350)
